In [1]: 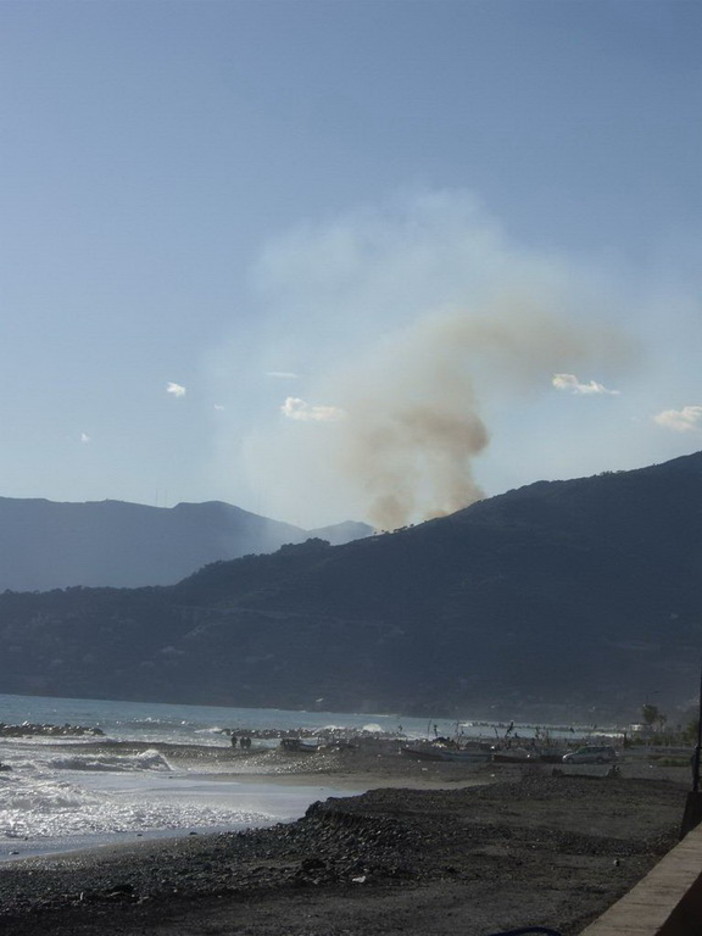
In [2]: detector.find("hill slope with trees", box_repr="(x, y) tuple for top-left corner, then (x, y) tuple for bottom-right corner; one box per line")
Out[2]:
(0, 452), (700, 722)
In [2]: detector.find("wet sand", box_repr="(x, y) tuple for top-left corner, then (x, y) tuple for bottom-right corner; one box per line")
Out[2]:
(0, 742), (690, 936)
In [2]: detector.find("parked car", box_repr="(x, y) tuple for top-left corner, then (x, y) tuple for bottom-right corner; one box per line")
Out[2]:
(562, 745), (617, 764)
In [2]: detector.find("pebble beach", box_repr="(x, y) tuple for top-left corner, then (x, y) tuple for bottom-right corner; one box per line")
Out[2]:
(0, 741), (689, 936)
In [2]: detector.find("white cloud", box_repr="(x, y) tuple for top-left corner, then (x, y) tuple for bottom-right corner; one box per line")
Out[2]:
(281, 396), (345, 422)
(552, 373), (620, 396)
(266, 371), (299, 379)
(653, 405), (702, 433)
(166, 382), (187, 398)
(80, 432), (91, 444)
(213, 404), (225, 411)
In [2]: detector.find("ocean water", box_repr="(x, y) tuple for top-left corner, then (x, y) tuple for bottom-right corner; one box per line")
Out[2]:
(0, 693), (450, 862)
(0, 693), (609, 862)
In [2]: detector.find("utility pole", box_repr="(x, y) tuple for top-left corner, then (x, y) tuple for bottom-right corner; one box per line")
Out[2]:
(680, 664), (702, 837)
(693, 667), (702, 793)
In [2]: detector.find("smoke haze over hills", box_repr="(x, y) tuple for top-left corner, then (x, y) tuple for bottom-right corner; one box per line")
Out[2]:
(0, 498), (372, 591)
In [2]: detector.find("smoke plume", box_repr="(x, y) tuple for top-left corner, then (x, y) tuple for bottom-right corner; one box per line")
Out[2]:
(238, 192), (635, 529)
(329, 300), (621, 529)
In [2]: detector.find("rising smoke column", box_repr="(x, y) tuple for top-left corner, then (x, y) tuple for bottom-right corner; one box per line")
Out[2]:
(339, 342), (489, 530)
(331, 297), (624, 529)
(242, 193), (635, 529)
(347, 404), (489, 530)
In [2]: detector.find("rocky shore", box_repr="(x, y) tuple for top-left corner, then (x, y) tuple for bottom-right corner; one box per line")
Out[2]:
(0, 721), (104, 738)
(0, 760), (688, 936)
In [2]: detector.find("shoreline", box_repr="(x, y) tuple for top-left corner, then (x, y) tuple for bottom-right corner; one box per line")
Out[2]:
(2, 736), (690, 862)
(0, 746), (492, 864)
(0, 748), (691, 935)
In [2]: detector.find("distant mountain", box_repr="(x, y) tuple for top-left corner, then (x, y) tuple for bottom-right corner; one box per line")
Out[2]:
(0, 452), (700, 723)
(306, 520), (374, 547)
(0, 497), (373, 590)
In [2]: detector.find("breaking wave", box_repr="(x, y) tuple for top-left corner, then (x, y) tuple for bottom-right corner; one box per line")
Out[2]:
(47, 749), (172, 773)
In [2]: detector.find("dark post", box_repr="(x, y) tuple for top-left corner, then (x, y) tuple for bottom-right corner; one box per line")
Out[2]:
(680, 664), (702, 838)
(694, 667), (702, 793)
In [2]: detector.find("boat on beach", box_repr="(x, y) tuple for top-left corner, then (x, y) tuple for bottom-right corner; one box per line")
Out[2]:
(434, 747), (493, 763)
(280, 738), (320, 753)
(401, 741), (492, 763)
(491, 746), (535, 763)
(402, 739), (566, 764)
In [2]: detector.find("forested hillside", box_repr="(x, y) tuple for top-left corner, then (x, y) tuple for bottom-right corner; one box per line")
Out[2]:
(0, 452), (700, 722)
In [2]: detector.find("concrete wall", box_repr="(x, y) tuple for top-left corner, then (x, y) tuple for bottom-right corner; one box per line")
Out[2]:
(581, 810), (702, 936)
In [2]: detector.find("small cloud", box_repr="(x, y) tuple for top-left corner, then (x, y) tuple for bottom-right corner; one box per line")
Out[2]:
(281, 396), (345, 422)
(653, 405), (702, 433)
(266, 371), (299, 379)
(166, 382), (187, 398)
(80, 432), (91, 444)
(213, 404), (225, 411)
(552, 373), (620, 396)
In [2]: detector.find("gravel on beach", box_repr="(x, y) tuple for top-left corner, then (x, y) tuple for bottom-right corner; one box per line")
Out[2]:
(0, 754), (688, 936)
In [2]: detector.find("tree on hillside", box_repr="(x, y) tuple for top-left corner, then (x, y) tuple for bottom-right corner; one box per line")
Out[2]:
(642, 703), (667, 734)
(642, 703), (660, 729)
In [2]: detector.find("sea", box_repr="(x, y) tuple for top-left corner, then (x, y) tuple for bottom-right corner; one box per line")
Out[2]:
(0, 693), (614, 863)
(0, 693), (459, 862)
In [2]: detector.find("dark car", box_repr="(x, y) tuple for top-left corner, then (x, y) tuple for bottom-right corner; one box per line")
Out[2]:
(562, 745), (617, 764)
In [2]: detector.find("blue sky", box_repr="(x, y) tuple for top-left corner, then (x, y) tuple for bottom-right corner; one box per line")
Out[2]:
(1, 0), (700, 528)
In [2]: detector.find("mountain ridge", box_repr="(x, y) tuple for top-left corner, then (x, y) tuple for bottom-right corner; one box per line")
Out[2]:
(0, 496), (373, 591)
(0, 451), (699, 722)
